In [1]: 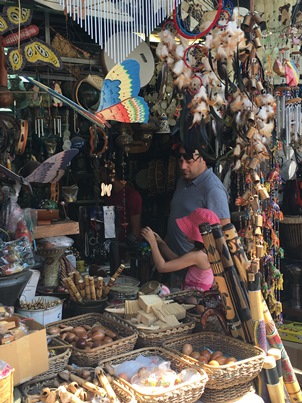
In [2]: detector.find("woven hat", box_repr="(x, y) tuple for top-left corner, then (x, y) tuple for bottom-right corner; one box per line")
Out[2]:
(176, 208), (220, 243)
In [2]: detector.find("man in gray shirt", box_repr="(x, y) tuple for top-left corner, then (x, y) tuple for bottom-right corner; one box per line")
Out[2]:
(165, 139), (231, 288)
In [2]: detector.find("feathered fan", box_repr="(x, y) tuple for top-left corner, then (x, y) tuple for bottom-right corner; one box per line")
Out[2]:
(25, 59), (149, 129)
(0, 149), (79, 194)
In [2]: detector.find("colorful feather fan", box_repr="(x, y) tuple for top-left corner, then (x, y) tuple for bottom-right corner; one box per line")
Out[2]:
(25, 59), (149, 129)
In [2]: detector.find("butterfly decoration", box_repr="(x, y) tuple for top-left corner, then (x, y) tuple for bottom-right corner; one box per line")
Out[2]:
(0, 5), (62, 71)
(0, 149), (79, 195)
(25, 59), (150, 129)
(100, 183), (112, 197)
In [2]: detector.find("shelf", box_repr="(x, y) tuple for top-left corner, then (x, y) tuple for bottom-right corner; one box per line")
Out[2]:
(33, 220), (79, 239)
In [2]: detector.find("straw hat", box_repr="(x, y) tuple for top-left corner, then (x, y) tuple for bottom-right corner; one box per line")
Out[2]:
(176, 208), (220, 243)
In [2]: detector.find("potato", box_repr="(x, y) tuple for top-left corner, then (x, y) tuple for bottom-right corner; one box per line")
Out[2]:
(182, 343), (193, 356)
(198, 356), (209, 365)
(211, 351), (224, 361)
(216, 355), (227, 365)
(190, 351), (201, 360)
(47, 326), (61, 335)
(104, 329), (117, 339)
(200, 349), (211, 360)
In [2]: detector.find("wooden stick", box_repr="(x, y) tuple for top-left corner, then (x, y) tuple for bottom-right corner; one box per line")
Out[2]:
(73, 271), (82, 287)
(84, 275), (91, 300)
(96, 277), (103, 299)
(63, 277), (82, 303)
(95, 367), (119, 403)
(78, 279), (86, 298)
(67, 370), (106, 398)
(105, 264), (125, 295)
(89, 276), (96, 300)
(199, 223), (246, 341)
(263, 356), (285, 403)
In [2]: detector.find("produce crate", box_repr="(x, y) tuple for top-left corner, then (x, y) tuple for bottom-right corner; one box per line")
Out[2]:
(46, 312), (138, 366)
(163, 332), (265, 389)
(105, 311), (195, 348)
(99, 347), (208, 403)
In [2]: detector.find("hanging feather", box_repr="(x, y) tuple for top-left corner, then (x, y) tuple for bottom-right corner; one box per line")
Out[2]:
(174, 73), (191, 90)
(156, 43), (169, 60)
(173, 59), (185, 76)
(175, 44), (185, 60)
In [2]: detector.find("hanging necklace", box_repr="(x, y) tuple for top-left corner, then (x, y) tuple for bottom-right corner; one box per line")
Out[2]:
(120, 153), (128, 240)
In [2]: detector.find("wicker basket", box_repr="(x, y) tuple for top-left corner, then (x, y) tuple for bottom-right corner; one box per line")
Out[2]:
(163, 332), (265, 389)
(201, 380), (255, 403)
(46, 312), (138, 366)
(105, 311), (195, 348)
(30, 338), (72, 382)
(21, 373), (137, 403)
(0, 364), (14, 403)
(99, 347), (208, 403)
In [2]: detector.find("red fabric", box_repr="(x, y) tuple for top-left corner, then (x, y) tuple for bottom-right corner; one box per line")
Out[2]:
(107, 184), (142, 240)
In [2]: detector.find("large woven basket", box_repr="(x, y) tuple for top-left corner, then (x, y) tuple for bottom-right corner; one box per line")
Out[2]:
(46, 312), (138, 366)
(163, 332), (265, 389)
(99, 347), (208, 403)
(30, 338), (72, 383)
(21, 373), (136, 403)
(201, 380), (255, 403)
(105, 311), (195, 348)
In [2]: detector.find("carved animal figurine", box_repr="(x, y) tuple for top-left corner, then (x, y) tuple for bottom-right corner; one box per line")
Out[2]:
(52, 81), (63, 107)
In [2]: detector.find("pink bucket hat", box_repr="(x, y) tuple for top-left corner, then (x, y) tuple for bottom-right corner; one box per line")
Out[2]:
(176, 208), (220, 243)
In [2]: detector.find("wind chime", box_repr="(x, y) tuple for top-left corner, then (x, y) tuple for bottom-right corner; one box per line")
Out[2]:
(59, 0), (181, 63)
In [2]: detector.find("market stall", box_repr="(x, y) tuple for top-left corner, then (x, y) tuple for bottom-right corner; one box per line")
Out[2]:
(0, 1), (302, 402)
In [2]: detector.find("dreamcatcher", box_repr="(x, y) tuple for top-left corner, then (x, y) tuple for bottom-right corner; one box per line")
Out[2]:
(173, 0), (224, 39)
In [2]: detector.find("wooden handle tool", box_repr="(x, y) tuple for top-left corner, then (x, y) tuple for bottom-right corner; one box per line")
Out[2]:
(95, 367), (120, 403)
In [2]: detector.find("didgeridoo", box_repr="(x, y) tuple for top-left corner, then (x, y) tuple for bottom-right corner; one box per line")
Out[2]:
(199, 223), (246, 341)
(263, 355), (285, 403)
(211, 224), (253, 343)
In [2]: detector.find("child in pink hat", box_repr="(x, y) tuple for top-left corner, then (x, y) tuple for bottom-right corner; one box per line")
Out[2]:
(141, 208), (219, 291)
